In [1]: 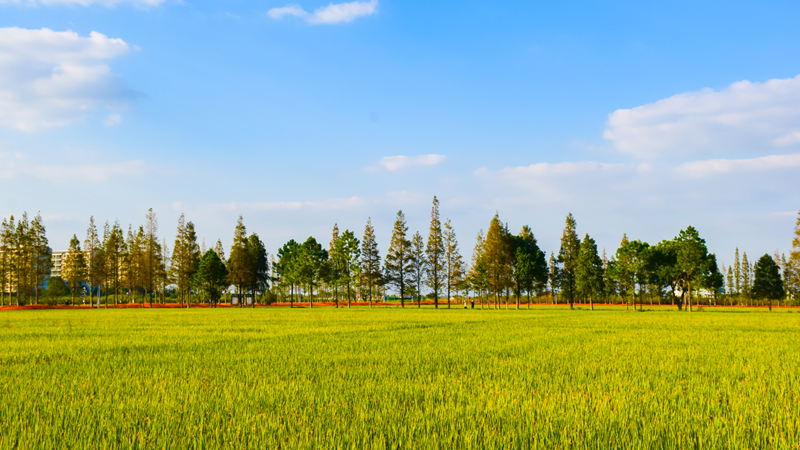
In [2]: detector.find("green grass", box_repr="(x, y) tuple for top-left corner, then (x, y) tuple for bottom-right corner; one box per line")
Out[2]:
(1, 306), (799, 449)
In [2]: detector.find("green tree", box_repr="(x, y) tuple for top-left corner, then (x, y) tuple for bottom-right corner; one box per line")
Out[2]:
(484, 214), (512, 309)
(276, 239), (301, 307)
(384, 210), (413, 307)
(196, 249), (229, 306)
(444, 219), (464, 308)
(84, 216), (103, 308)
(650, 240), (680, 306)
(704, 254), (724, 305)
(144, 208), (164, 308)
(62, 235), (88, 305)
(333, 231), (359, 308)
(615, 235), (650, 311)
(753, 254), (785, 311)
(788, 211), (800, 301)
(675, 226), (711, 312)
(0, 217), (10, 306)
(742, 252), (752, 301)
(46, 277), (69, 303)
(467, 230), (488, 308)
(300, 236), (328, 307)
(425, 196), (445, 308)
(548, 252), (560, 304)
(733, 248), (741, 297)
(410, 231), (426, 307)
(360, 218), (382, 307)
(248, 233), (270, 307)
(226, 215), (250, 307)
(557, 213), (581, 309)
(575, 233), (603, 310)
(327, 224), (341, 306)
(105, 221), (126, 307)
(30, 214), (51, 305)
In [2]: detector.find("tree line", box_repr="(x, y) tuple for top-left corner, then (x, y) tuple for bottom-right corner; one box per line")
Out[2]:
(2, 201), (799, 310)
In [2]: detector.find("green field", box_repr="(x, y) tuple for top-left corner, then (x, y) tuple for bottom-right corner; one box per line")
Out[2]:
(1, 306), (799, 449)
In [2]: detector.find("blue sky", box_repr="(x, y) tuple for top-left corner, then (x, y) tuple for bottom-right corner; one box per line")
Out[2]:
(1, 0), (799, 268)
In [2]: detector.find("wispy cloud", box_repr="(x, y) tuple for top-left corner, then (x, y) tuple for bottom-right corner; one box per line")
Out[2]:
(677, 153), (800, 177)
(0, 27), (138, 132)
(0, 154), (146, 182)
(371, 154), (446, 172)
(203, 197), (366, 213)
(268, 0), (378, 25)
(0, 0), (164, 6)
(604, 74), (800, 158)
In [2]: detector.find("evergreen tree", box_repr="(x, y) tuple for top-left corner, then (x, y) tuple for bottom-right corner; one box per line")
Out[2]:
(62, 235), (87, 305)
(333, 230), (359, 308)
(14, 213), (31, 305)
(248, 233), (269, 306)
(299, 236), (328, 307)
(733, 248), (741, 296)
(84, 216), (103, 307)
(675, 226), (711, 312)
(410, 231), (426, 307)
(275, 239), (301, 307)
(467, 230), (488, 308)
(328, 224), (341, 306)
(360, 218), (382, 307)
(196, 249), (228, 306)
(512, 225), (545, 309)
(548, 252), (559, 304)
(616, 238), (650, 311)
(384, 210), (413, 307)
(753, 254), (785, 311)
(742, 252), (752, 300)
(557, 213), (581, 309)
(484, 213), (511, 309)
(0, 217), (10, 306)
(227, 215), (250, 307)
(144, 208), (162, 308)
(788, 211), (800, 300)
(30, 214), (50, 305)
(575, 233), (603, 310)
(704, 254), (724, 305)
(443, 219), (464, 308)
(425, 196), (445, 308)
(651, 240), (680, 307)
(106, 221), (125, 306)
(726, 266), (734, 305)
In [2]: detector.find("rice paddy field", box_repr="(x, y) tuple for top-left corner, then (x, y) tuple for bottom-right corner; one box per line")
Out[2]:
(1, 306), (799, 449)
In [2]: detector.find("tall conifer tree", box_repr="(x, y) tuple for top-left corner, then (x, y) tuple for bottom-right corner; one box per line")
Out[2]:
(384, 211), (412, 307)
(425, 196), (445, 308)
(557, 213), (581, 309)
(360, 218), (382, 307)
(410, 231), (426, 307)
(62, 235), (88, 305)
(443, 219), (464, 308)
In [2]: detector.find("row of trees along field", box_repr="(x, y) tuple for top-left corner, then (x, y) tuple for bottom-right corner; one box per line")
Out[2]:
(2, 200), (799, 309)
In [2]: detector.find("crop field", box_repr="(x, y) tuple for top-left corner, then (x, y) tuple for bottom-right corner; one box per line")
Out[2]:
(1, 306), (799, 449)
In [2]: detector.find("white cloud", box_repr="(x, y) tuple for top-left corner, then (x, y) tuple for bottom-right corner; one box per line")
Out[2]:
(268, 0), (377, 25)
(677, 153), (800, 177)
(103, 113), (122, 126)
(604, 74), (800, 158)
(203, 197), (365, 213)
(373, 154), (446, 171)
(0, 27), (137, 132)
(0, 155), (146, 182)
(267, 4), (307, 19)
(0, 0), (163, 6)
(34, 160), (146, 182)
(475, 161), (651, 202)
